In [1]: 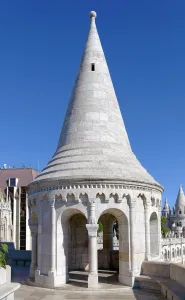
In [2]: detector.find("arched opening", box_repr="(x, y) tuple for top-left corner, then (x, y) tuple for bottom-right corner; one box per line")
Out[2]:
(97, 208), (129, 285)
(68, 213), (88, 271)
(172, 248), (175, 258)
(56, 208), (88, 285)
(150, 212), (159, 258)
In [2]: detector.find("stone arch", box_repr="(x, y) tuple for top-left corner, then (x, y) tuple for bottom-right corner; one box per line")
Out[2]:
(56, 208), (88, 283)
(109, 193), (119, 203)
(164, 249), (167, 260)
(98, 208), (129, 286)
(96, 193), (106, 203)
(66, 193), (75, 203)
(172, 248), (175, 258)
(151, 197), (156, 206)
(150, 212), (159, 258)
(78, 193), (88, 203)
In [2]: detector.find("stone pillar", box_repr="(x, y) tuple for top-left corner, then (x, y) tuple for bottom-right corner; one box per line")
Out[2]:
(86, 200), (98, 288)
(26, 193), (31, 250)
(129, 199), (137, 274)
(48, 199), (56, 275)
(169, 239), (172, 262)
(37, 201), (43, 272)
(181, 237), (183, 264)
(144, 199), (151, 260)
(30, 230), (37, 278)
(157, 203), (162, 258)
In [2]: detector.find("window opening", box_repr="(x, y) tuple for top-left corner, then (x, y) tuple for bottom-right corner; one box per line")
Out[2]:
(91, 63), (95, 71)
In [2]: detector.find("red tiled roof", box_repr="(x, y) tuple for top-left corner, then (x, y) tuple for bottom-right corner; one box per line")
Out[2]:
(0, 168), (38, 188)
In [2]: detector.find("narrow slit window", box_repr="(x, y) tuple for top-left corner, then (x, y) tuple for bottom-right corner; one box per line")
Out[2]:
(91, 63), (95, 71)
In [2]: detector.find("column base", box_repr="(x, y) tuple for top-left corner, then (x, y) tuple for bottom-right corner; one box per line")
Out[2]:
(30, 264), (37, 279)
(35, 270), (67, 288)
(88, 273), (98, 288)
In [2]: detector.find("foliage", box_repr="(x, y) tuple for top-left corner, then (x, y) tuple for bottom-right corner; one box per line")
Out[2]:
(98, 221), (103, 233)
(0, 244), (8, 269)
(161, 216), (171, 238)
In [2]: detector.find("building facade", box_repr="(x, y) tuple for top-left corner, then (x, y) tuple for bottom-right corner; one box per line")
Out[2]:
(0, 191), (12, 243)
(28, 11), (163, 289)
(0, 167), (37, 250)
(162, 186), (185, 237)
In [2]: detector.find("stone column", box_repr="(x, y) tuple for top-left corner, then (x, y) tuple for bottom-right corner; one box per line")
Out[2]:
(37, 201), (43, 272)
(86, 200), (98, 288)
(48, 199), (56, 275)
(144, 199), (151, 260)
(181, 236), (183, 264)
(30, 230), (37, 278)
(157, 203), (162, 258)
(129, 199), (137, 274)
(169, 239), (172, 262)
(26, 194), (31, 250)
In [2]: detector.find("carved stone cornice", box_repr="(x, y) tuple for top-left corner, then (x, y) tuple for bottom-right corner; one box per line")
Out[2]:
(28, 179), (163, 196)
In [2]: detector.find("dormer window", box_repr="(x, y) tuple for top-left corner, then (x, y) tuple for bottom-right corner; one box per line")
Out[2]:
(91, 63), (95, 71)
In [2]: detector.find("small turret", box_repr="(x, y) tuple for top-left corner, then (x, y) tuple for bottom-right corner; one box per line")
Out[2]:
(175, 185), (185, 215)
(162, 198), (170, 217)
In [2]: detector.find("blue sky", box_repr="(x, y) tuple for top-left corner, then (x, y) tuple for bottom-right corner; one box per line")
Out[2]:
(0, 0), (185, 208)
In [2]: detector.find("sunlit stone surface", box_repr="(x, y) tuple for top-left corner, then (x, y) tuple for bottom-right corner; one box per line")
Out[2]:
(28, 11), (163, 289)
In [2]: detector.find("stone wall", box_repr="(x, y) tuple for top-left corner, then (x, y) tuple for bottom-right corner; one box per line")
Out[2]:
(170, 263), (185, 288)
(0, 265), (20, 300)
(161, 237), (185, 263)
(98, 250), (119, 270)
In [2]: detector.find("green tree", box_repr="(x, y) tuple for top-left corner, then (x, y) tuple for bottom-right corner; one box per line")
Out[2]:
(98, 221), (103, 233)
(0, 244), (8, 269)
(161, 216), (171, 238)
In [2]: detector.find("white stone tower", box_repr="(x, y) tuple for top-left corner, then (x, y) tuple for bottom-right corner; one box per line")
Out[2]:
(28, 11), (163, 288)
(162, 198), (170, 227)
(170, 185), (185, 236)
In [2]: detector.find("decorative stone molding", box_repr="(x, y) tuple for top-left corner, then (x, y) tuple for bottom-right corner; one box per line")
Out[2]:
(29, 224), (38, 234)
(86, 224), (98, 237)
(28, 181), (163, 196)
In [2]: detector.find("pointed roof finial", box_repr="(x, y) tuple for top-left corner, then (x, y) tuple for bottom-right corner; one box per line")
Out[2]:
(175, 184), (185, 208)
(163, 198), (169, 210)
(89, 11), (97, 18)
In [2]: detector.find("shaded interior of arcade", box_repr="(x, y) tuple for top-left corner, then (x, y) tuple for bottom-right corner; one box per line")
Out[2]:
(62, 208), (129, 286)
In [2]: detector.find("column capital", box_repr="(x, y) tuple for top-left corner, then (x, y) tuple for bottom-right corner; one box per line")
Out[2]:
(48, 198), (55, 208)
(143, 198), (151, 209)
(88, 198), (96, 205)
(128, 198), (137, 209)
(86, 224), (98, 237)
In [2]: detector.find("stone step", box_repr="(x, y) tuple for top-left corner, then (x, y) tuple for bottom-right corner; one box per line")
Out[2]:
(134, 275), (161, 292)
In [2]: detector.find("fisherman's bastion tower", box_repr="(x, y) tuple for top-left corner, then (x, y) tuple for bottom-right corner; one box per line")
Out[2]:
(28, 11), (163, 289)
(162, 186), (185, 237)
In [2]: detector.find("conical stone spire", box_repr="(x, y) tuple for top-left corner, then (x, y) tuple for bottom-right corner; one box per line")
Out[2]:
(35, 12), (161, 188)
(163, 198), (169, 211)
(175, 185), (185, 208)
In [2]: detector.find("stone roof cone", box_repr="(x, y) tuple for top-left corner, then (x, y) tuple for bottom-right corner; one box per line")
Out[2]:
(163, 198), (169, 211)
(35, 11), (162, 189)
(175, 185), (185, 208)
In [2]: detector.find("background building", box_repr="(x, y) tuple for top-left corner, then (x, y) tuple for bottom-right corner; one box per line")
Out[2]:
(162, 186), (185, 237)
(0, 166), (37, 250)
